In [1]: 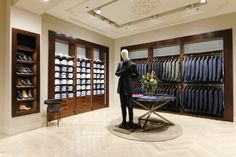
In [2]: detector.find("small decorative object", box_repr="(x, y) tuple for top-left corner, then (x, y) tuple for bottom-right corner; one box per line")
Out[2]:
(141, 71), (160, 96)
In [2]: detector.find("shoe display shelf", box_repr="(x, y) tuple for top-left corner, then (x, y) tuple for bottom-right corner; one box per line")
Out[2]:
(12, 28), (40, 117)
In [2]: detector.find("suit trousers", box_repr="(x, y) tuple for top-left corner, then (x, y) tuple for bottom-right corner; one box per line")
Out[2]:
(119, 94), (133, 123)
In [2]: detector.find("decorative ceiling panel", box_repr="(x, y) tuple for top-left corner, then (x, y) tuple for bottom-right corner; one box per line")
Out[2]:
(99, 0), (199, 25)
(14, 0), (236, 39)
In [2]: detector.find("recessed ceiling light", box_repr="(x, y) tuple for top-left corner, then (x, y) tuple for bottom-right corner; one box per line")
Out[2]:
(200, 0), (207, 3)
(95, 8), (101, 14)
(42, 0), (49, 2)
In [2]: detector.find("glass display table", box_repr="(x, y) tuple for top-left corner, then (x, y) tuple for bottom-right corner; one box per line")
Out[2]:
(132, 94), (176, 131)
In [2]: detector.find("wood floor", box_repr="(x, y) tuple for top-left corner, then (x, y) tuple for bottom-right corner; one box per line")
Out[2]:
(0, 107), (236, 157)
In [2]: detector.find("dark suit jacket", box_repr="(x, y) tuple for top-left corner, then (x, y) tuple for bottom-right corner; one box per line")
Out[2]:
(115, 60), (139, 95)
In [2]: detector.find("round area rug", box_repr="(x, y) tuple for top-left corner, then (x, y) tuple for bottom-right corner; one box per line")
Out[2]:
(107, 117), (182, 142)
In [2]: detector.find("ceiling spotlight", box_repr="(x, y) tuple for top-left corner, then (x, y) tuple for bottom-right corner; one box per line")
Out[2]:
(42, 0), (49, 2)
(95, 8), (101, 14)
(200, 0), (207, 3)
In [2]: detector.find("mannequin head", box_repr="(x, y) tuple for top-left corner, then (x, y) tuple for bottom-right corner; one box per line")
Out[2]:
(121, 49), (129, 61)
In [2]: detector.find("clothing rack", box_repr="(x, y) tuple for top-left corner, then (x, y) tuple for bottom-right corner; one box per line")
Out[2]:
(159, 83), (181, 87)
(151, 54), (180, 61)
(183, 50), (223, 58)
(132, 58), (148, 64)
(184, 81), (224, 85)
(184, 83), (224, 88)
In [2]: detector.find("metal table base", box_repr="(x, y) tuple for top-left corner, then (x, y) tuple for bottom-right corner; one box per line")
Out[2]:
(133, 95), (175, 131)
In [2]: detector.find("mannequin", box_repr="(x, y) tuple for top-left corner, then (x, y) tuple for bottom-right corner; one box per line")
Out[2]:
(115, 49), (139, 129)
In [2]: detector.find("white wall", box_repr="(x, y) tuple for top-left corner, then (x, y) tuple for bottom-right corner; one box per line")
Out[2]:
(41, 14), (114, 115)
(114, 12), (236, 122)
(0, 0), (6, 133)
(2, 7), (43, 135)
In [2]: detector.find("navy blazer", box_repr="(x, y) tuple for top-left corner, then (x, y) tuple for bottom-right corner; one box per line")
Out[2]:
(216, 56), (222, 82)
(203, 57), (209, 81)
(208, 89), (213, 114)
(175, 59), (180, 81)
(191, 88), (195, 110)
(187, 59), (191, 81)
(187, 88), (192, 109)
(190, 58), (196, 81)
(212, 57), (217, 82)
(212, 88), (219, 115)
(195, 57), (200, 81)
(195, 89), (200, 111)
(218, 88), (224, 115)
(199, 89), (204, 111)
(203, 89), (208, 112)
(182, 58), (186, 81)
(208, 56), (213, 82)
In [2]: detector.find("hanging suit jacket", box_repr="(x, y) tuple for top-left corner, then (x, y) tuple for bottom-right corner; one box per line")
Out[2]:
(199, 57), (204, 81)
(116, 60), (139, 95)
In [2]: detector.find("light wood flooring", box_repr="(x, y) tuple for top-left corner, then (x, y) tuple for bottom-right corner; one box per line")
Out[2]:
(0, 107), (236, 157)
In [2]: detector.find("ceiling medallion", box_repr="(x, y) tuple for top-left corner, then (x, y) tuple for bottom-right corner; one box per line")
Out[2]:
(129, 0), (160, 15)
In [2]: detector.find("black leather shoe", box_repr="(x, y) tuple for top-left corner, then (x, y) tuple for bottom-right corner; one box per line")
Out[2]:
(118, 121), (127, 129)
(126, 122), (134, 129)
(16, 91), (23, 100)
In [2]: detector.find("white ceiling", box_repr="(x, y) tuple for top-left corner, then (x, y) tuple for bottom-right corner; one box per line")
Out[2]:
(13, 0), (236, 39)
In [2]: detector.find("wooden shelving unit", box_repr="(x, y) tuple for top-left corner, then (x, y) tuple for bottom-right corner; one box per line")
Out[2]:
(48, 31), (109, 119)
(122, 29), (233, 122)
(12, 28), (40, 117)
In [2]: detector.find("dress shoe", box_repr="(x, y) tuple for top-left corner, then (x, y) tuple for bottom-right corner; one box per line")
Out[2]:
(21, 67), (28, 73)
(21, 79), (28, 86)
(23, 55), (28, 60)
(20, 105), (31, 111)
(17, 54), (24, 60)
(25, 79), (32, 85)
(16, 91), (23, 100)
(27, 56), (32, 61)
(17, 78), (22, 86)
(28, 90), (32, 98)
(25, 67), (32, 73)
(118, 121), (127, 129)
(22, 90), (28, 98)
(16, 66), (21, 73)
(126, 121), (135, 129)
